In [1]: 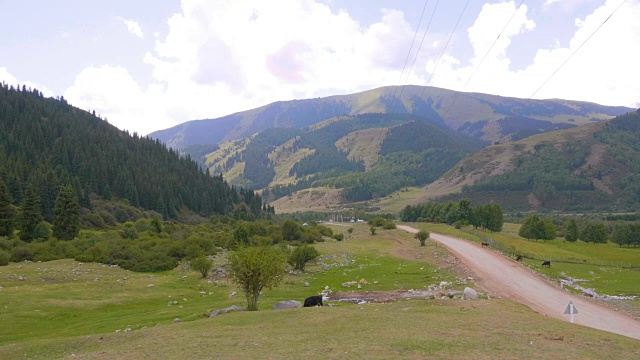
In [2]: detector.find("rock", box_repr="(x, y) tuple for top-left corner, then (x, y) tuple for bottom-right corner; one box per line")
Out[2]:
(304, 282), (310, 287)
(115, 329), (121, 333)
(173, 318), (181, 323)
(271, 300), (302, 310)
(463, 287), (478, 300)
(18, 276), (25, 281)
(148, 284), (154, 287)
(210, 305), (246, 317)
(229, 291), (236, 297)
(124, 328), (132, 332)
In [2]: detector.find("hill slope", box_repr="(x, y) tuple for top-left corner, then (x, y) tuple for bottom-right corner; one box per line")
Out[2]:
(384, 109), (640, 213)
(0, 84), (264, 220)
(201, 113), (482, 206)
(150, 85), (632, 149)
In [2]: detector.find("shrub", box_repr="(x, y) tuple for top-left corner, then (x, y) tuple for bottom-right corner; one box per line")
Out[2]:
(0, 250), (9, 266)
(288, 244), (320, 271)
(191, 256), (213, 278)
(382, 220), (396, 230)
(333, 233), (344, 241)
(415, 230), (430, 246)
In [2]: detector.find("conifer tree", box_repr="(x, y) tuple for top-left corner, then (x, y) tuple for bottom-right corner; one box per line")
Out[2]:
(19, 181), (43, 242)
(0, 178), (15, 236)
(53, 184), (80, 240)
(565, 219), (579, 242)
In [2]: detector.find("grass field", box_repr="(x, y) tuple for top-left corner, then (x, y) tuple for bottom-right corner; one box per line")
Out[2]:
(1, 223), (639, 359)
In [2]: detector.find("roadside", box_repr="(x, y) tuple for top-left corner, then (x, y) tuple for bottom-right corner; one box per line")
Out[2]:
(397, 225), (640, 341)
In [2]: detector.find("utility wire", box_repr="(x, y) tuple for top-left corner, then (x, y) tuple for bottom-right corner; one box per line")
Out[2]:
(442, 0), (526, 119)
(418, 0), (471, 102)
(387, 0), (430, 115)
(389, 0), (440, 116)
(527, 0), (627, 102)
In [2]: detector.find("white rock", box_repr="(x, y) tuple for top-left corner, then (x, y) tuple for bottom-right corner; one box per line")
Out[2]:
(148, 284), (154, 287)
(463, 287), (478, 300)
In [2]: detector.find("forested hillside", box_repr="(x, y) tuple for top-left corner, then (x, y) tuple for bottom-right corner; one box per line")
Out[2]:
(0, 84), (265, 221)
(429, 110), (640, 212)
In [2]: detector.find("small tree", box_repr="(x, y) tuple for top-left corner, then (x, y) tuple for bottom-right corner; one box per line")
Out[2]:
(370, 226), (376, 235)
(565, 219), (579, 242)
(191, 256), (212, 278)
(228, 246), (286, 311)
(415, 230), (430, 246)
(288, 244), (320, 271)
(19, 181), (43, 242)
(53, 184), (80, 240)
(0, 178), (15, 236)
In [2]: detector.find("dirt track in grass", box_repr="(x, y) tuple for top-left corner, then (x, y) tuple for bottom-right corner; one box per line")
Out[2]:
(397, 225), (640, 341)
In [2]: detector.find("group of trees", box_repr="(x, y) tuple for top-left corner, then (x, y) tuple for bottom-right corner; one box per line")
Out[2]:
(518, 215), (640, 246)
(400, 199), (503, 232)
(0, 83), (267, 222)
(0, 177), (79, 242)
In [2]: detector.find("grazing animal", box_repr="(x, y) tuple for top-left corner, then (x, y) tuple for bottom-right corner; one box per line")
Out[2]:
(516, 255), (524, 261)
(481, 242), (489, 248)
(542, 260), (551, 267)
(303, 295), (323, 307)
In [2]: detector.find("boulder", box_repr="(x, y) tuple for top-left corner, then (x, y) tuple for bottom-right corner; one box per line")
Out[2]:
(271, 300), (302, 310)
(463, 287), (478, 300)
(210, 305), (246, 317)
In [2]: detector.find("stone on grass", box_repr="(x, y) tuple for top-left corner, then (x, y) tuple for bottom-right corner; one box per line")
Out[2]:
(463, 287), (478, 300)
(173, 318), (182, 323)
(210, 305), (245, 317)
(271, 300), (302, 310)
(304, 282), (310, 287)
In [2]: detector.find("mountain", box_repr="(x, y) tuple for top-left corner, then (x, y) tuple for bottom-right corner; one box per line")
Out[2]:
(375, 109), (640, 213)
(150, 85), (632, 149)
(0, 84), (266, 222)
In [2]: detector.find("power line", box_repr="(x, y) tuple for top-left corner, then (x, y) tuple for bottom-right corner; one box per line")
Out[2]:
(527, 0), (627, 102)
(387, 0), (430, 115)
(389, 0), (440, 116)
(442, 0), (526, 119)
(418, 0), (471, 102)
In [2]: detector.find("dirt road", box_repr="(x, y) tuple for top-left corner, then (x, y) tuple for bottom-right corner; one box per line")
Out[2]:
(397, 225), (640, 341)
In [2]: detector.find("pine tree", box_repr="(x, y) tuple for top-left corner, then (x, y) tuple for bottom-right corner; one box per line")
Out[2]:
(19, 181), (43, 242)
(53, 184), (80, 240)
(0, 178), (16, 236)
(565, 219), (579, 242)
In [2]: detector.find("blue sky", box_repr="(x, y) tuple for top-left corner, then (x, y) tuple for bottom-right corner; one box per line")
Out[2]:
(1, 0), (638, 135)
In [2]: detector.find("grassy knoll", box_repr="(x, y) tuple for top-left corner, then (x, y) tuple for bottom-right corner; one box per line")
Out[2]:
(1, 223), (639, 358)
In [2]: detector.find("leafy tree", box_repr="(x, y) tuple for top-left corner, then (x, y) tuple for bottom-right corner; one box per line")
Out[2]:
(580, 221), (608, 244)
(19, 181), (43, 242)
(519, 214), (556, 240)
(0, 250), (9, 266)
(281, 220), (301, 241)
(52, 184), (80, 240)
(191, 256), (212, 278)
(415, 230), (430, 246)
(565, 219), (579, 242)
(370, 226), (376, 235)
(228, 246), (286, 311)
(288, 244), (320, 271)
(0, 178), (15, 236)
(611, 224), (630, 247)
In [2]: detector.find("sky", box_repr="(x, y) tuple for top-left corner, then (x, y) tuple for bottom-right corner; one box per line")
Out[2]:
(1, 0), (639, 135)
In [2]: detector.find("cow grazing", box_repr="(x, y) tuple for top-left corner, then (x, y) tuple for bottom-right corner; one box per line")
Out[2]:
(516, 255), (524, 262)
(542, 260), (551, 267)
(304, 295), (323, 307)
(481, 242), (489, 248)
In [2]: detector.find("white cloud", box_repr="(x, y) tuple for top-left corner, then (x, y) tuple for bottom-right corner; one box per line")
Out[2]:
(431, 0), (640, 108)
(63, 0), (640, 136)
(122, 19), (144, 38)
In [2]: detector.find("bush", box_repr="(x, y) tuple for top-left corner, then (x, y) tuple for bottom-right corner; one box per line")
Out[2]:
(415, 230), (430, 246)
(288, 244), (320, 271)
(0, 250), (9, 266)
(333, 233), (344, 241)
(382, 220), (396, 230)
(191, 256), (212, 278)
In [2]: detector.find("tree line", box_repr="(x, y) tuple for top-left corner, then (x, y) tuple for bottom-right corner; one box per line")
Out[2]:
(400, 199), (504, 232)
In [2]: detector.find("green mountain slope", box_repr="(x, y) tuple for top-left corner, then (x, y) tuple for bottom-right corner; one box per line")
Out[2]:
(396, 110), (640, 213)
(150, 85), (632, 149)
(204, 113), (482, 206)
(0, 84), (265, 221)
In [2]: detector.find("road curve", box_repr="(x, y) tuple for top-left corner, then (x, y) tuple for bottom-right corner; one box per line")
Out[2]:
(397, 225), (640, 341)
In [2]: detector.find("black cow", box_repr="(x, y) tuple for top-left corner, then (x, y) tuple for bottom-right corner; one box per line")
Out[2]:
(542, 260), (551, 267)
(304, 295), (323, 307)
(481, 242), (489, 248)
(516, 255), (524, 262)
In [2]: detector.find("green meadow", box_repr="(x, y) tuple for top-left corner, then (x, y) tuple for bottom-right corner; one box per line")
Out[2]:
(1, 223), (638, 359)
